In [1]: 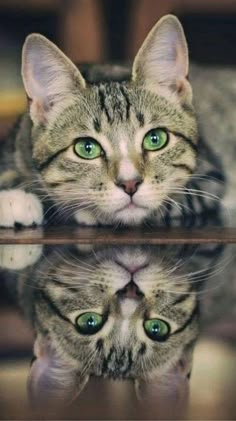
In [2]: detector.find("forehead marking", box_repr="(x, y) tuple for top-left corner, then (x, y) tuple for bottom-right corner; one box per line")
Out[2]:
(119, 84), (131, 120)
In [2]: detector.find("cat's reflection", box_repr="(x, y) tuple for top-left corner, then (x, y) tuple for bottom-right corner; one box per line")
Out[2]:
(0, 243), (224, 408)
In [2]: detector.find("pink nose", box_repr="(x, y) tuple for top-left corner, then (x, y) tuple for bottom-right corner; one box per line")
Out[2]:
(117, 178), (143, 196)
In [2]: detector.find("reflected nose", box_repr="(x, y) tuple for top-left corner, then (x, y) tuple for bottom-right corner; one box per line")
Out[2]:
(117, 280), (144, 300)
(117, 177), (143, 196)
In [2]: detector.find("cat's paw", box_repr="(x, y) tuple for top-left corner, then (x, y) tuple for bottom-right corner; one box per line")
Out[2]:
(0, 244), (43, 270)
(0, 189), (43, 227)
(74, 210), (98, 226)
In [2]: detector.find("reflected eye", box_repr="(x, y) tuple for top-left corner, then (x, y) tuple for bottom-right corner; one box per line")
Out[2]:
(74, 138), (103, 159)
(76, 312), (104, 335)
(143, 129), (168, 151)
(144, 318), (170, 341)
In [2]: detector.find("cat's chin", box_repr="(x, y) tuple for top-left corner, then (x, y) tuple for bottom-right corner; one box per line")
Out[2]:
(114, 206), (150, 225)
(74, 206), (151, 226)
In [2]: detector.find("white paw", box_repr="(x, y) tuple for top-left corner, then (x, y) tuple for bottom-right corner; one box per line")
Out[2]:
(0, 189), (43, 227)
(0, 244), (43, 269)
(74, 209), (98, 226)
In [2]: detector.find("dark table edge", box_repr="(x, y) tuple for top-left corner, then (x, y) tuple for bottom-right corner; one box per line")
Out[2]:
(0, 226), (236, 244)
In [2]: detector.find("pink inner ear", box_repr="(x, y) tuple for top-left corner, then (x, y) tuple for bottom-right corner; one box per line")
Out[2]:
(28, 336), (90, 406)
(29, 355), (50, 385)
(135, 358), (191, 418)
(28, 335), (57, 403)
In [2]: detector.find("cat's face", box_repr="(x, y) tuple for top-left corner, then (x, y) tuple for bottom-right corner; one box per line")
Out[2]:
(29, 245), (199, 401)
(22, 15), (198, 225)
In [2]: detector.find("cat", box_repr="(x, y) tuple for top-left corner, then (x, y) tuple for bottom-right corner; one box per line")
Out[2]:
(0, 14), (224, 228)
(1, 241), (226, 407)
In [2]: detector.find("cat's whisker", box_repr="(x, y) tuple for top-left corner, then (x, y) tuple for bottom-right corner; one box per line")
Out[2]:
(167, 187), (221, 202)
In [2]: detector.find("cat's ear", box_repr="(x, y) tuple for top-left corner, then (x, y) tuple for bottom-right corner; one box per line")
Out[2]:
(22, 34), (86, 124)
(134, 349), (193, 418)
(132, 15), (192, 104)
(28, 335), (89, 407)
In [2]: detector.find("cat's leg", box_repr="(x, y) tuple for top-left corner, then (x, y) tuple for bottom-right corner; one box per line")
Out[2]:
(0, 189), (43, 227)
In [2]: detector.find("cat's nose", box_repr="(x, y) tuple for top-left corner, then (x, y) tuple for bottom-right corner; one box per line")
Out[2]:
(117, 280), (144, 300)
(117, 177), (143, 196)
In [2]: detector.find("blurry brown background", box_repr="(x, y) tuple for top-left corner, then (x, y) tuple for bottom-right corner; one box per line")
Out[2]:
(1, 0), (236, 136)
(0, 1), (236, 419)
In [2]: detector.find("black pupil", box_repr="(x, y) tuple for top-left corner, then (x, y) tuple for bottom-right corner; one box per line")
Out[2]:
(151, 132), (160, 144)
(85, 141), (93, 154)
(152, 322), (161, 334)
(87, 316), (96, 327)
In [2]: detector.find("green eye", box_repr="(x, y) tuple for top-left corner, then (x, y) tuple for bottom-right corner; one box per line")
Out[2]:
(76, 312), (104, 335)
(144, 318), (170, 341)
(143, 129), (168, 151)
(74, 138), (102, 159)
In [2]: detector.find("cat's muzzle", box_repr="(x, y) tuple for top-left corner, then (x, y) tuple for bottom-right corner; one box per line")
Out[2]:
(116, 280), (144, 300)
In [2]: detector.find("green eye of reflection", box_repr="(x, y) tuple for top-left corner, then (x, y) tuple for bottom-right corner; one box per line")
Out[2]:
(143, 129), (168, 151)
(74, 139), (102, 159)
(76, 312), (103, 335)
(144, 318), (170, 341)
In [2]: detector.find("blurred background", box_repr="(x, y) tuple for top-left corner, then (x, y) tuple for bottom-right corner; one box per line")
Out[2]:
(1, 0), (236, 136)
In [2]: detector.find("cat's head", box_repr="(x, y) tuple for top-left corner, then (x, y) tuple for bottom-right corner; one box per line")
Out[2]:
(21, 15), (198, 226)
(28, 245), (198, 403)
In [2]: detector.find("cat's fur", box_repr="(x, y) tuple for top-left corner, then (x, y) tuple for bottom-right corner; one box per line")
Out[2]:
(190, 64), (236, 225)
(1, 241), (226, 404)
(1, 15), (223, 228)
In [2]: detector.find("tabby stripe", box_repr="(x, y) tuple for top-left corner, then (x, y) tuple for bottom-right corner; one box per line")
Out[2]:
(172, 294), (191, 306)
(172, 163), (194, 174)
(198, 137), (223, 169)
(120, 85), (131, 119)
(164, 201), (172, 227)
(36, 146), (69, 171)
(39, 290), (70, 323)
(172, 303), (199, 335)
(136, 112), (145, 127)
(185, 193), (195, 215)
(205, 170), (225, 183)
(172, 131), (198, 154)
(138, 342), (147, 355)
(102, 346), (114, 373)
(96, 339), (104, 351)
(122, 350), (133, 375)
(191, 181), (209, 213)
(47, 179), (76, 188)
(49, 278), (80, 292)
(196, 243), (224, 258)
(98, 87), (112, 122)
(93, 118), (101, 132)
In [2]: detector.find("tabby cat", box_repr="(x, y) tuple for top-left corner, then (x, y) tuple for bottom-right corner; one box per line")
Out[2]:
(1, 242), (225, 405)
(0, 14), (223, 228)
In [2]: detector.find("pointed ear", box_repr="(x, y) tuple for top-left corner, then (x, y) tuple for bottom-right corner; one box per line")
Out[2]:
(22, 34), (86, 124)
(134, 349), (193, 418)
(132, 15), (192, 104)
(28, 335), (89, 407)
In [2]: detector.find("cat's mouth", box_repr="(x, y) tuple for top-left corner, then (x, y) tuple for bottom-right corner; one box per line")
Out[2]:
(116, 280), (144, 300)
(116, 200), (148, 213)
